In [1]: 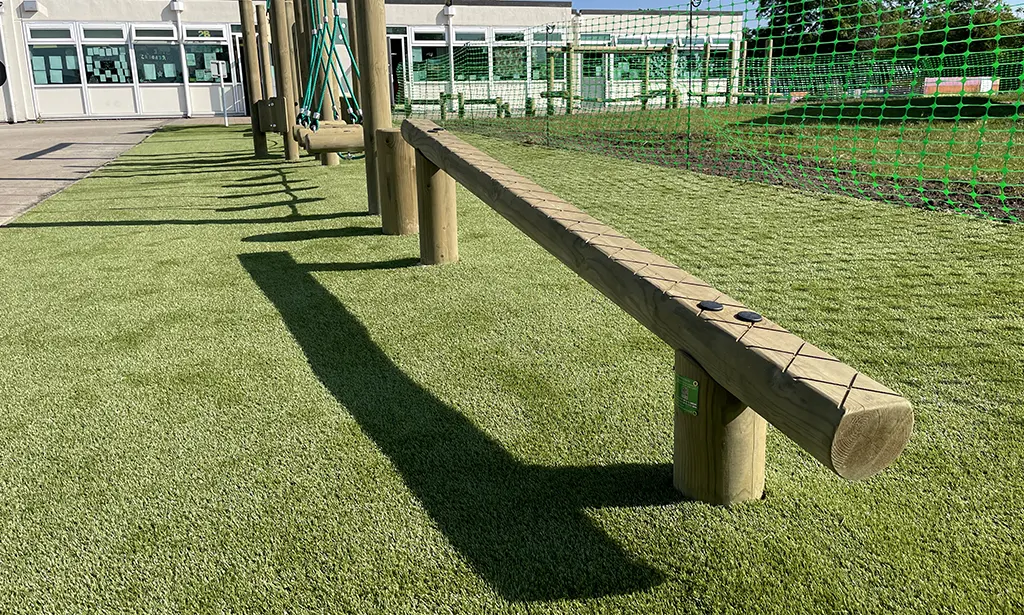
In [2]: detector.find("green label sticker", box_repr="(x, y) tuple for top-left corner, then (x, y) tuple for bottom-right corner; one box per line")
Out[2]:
(675, 374), (699, 416)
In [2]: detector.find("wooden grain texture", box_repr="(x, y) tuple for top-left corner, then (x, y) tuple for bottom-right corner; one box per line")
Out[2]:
(271, 0), (300, 161)
(377, 128), (418, 236)
(674, 350), (766, 504)
(255, 3), (275, 100)
(401, 118), (914, 481)
(415, 149), (458, 265)
(353, 0), (391, 214)
(238, 0), (268, 157)
(303, 126), (364, 153)
(346, 0), (360, 103)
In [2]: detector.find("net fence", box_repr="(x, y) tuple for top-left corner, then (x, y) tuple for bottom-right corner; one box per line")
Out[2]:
(393, 0), (1024, 222)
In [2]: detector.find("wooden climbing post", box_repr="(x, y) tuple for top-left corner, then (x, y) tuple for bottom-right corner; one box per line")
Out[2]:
(377, 128), (418, 236)
(256, 3), (275, 99)
(345, 0), (360, 103)
(271, 0), (300, 161)
(353, 0), (392, 214)
(285, 0), (301, 105)
(673, 350), (766, 505)
(415, 150), (458, 265)
(238, 0), (268, 157)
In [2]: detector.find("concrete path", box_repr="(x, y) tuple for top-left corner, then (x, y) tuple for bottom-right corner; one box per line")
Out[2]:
(0, 119), (165, 226)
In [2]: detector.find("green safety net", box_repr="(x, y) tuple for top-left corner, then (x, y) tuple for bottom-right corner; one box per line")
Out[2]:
(399, 0), (1024, 222)
(291, 0), (361, 130)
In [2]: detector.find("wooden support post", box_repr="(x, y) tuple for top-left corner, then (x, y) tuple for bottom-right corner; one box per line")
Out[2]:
(546, 53), (555, 116)
(377, 128), (418, 236)
(238, 0), (268, 157)
(565, 44), (574, 115)
(525, 96), (535, 116)
(272, 0), (301, 161)
(346, 0), (360, 103)
(458, 92), (465, 118)
(353, 0), (392, 214)
(673, 350), (766, 505)
(319, 0), (339, 166)
(641, 54), (650, 110)
(666, 44), (676, 110)
(440, 92), (447, 121)
(495, 97), (503, 118)
(765, 39), (774, 105)
(701, 41), (711, 109)
(285, 0), (301, 106)
(291, 0), (310, 95)
(256, 3), (275, 99)
(415, 150), (458, 265)
(740, 39), (748, 99)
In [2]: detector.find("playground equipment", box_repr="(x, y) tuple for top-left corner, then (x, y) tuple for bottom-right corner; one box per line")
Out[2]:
(397, 118), (913, 503)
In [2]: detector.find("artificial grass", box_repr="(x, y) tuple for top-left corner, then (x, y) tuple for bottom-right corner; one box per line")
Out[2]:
(0, 124), (1021, 613)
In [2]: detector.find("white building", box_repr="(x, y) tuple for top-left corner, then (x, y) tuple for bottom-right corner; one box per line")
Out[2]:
(0, 0), (742, 123)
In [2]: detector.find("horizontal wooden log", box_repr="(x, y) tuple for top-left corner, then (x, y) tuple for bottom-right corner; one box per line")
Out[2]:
(303, 126), (365, 153)
(292, 125), (313, 144)
(401, 118), (914, 481)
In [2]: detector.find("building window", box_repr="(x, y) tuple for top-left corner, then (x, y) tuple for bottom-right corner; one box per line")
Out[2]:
(453, 46), (487, 82)
(135, 28), (176, 39)
(533, 31), (563, 43)
(455, 31), (485, 42)
(185, 43), (232, 82)
(613, 54), (646, 81)
(134, 43), (183, 83)
(30, 28), (73, 40)
(83, 45), (133, 84)
(531, 47), (564, 80)
(616, 37), (642, 46)
(414, 31), (445, 42)
(651, 37), (677, 47)
(29, 45), (81, 85)
(494, 32), (524, 42)
(186, 28), (225, 39)
(493, 46), (526, 81)
(83, 28), (124, 40)
(411, 46), (448, 82)
(580, 33), (612, 45)
(582, 53), (604, 78)
(386, 26), (407, 35)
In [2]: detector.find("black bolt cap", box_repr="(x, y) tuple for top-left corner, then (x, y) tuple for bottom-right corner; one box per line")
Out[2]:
(697, 300), (724, 312)
(736, 310), (763, 323)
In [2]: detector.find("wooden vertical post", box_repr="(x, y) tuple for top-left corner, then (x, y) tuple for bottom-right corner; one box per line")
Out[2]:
(292, 0), (310, 95)
(565, 44), (574, 115)
(345, 0), (360, 103)
(256, 3), (275, 99)
(701, 40), (711, 109)
(238, 0), (269, 157)
(377, 128), (418, 236)
(673, 350), (766, 506)
(272, 0), (301, 161)
(353, 0), (392, 214)
(765, 39), (774, 105)
(319, 0), (339, 166)
(415, 150), (458, 265)
(285, 0), (302, 106)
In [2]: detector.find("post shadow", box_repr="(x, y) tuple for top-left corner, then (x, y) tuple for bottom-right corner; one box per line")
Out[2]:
(239, 251), (680, 602)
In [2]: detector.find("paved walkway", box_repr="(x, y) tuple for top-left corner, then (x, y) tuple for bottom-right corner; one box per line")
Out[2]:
(0, 119), (165, 226)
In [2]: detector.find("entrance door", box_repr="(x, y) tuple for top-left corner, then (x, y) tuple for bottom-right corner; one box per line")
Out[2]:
(580, 52), (606, 111)
(387, 36), (408, 105)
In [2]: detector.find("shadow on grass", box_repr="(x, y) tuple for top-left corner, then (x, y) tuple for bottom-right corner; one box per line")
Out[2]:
(239, 250), (680, 602)
(738, 96), (1023, 126)
(3, 212), (351, 229)
(242, 226), (382, 242)
(306, 257), (421, 271)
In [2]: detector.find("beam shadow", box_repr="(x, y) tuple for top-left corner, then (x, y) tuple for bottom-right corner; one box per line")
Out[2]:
(304, 257), (421, 271)
(243, 226), (382, 242)
(215, 196), (323, 213)
(3, 212), (352, 230)
(239, 251), (678, 602)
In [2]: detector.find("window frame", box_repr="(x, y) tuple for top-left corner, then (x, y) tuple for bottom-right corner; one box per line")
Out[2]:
(130, 23), (179, 42)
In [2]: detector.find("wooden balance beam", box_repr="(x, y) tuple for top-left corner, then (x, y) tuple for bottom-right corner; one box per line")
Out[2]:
(400, 118), (913, 504)
(302, 126), (365, 154)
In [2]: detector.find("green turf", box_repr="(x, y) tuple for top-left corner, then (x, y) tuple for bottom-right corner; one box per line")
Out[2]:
(0, 125), (1021, 613)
